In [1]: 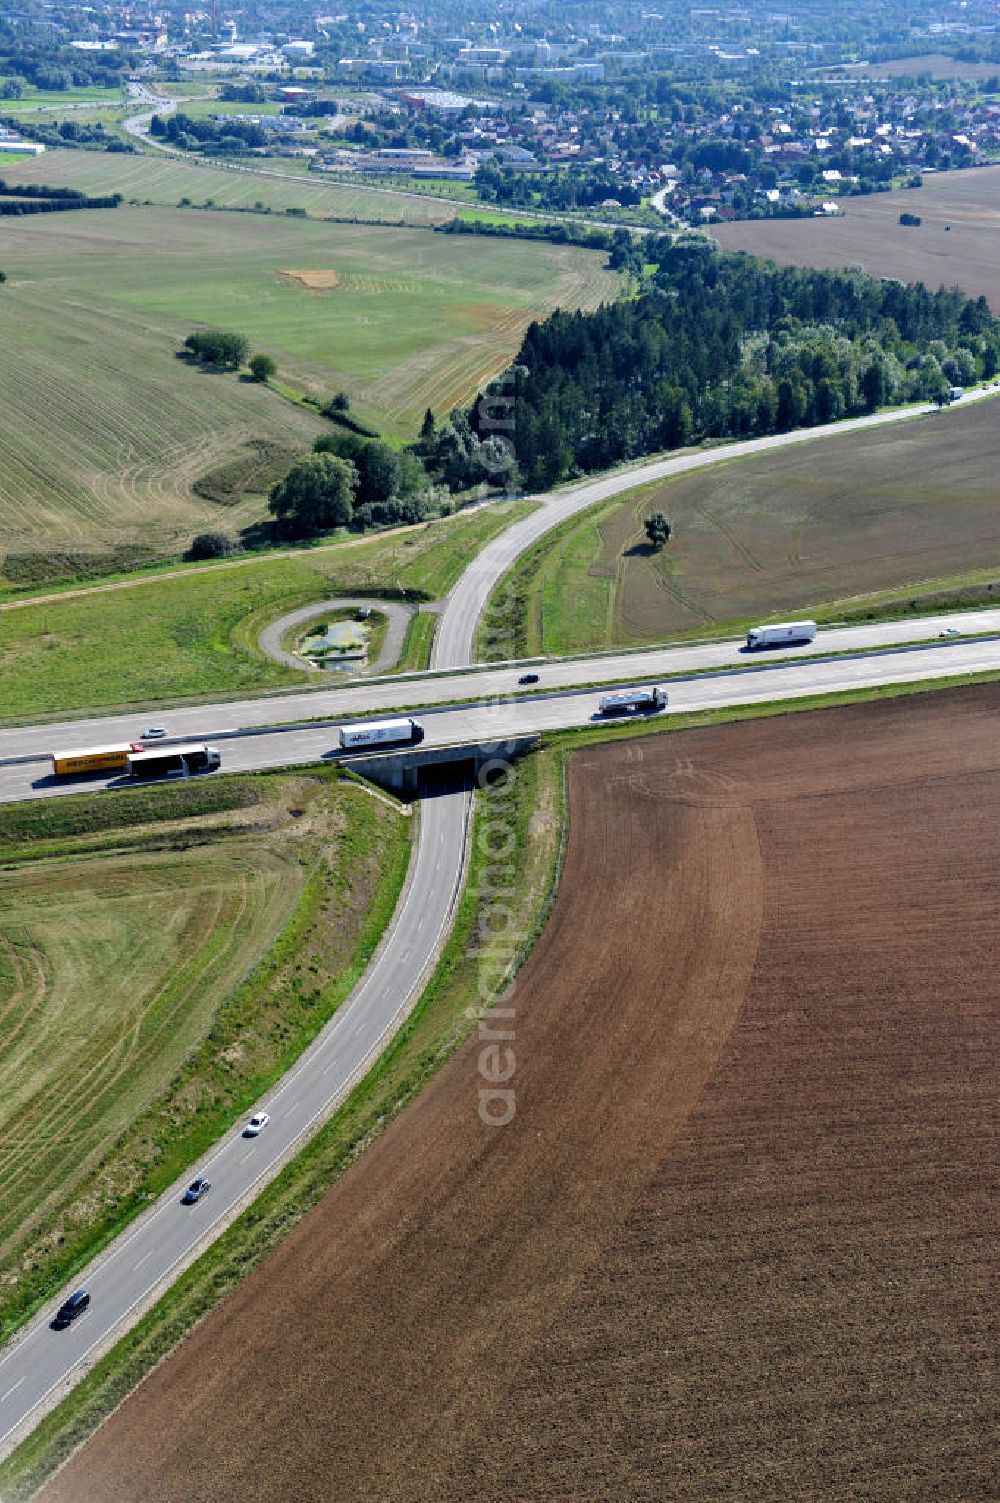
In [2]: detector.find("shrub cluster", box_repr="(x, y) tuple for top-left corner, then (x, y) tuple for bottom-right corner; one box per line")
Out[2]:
(182, 330), (251, 369)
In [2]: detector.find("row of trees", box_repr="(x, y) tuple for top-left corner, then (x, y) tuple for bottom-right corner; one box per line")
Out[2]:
(463, 242), (1000, 490)
(150, 112), (268, 156)
(0, 114), (132, 154)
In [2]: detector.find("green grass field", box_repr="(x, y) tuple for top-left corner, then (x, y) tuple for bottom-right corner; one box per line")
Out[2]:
(0, 767), (411, 1340)
(0, 162), (616, 557)
(0, 499), (532, 721)
(0, 81), (123, 110)
(479, 399), (1000, 658)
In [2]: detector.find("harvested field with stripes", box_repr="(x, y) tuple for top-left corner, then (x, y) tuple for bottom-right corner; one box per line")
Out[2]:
(0, 768), (410, 1339)
(40, 684), (998, 1502)
(0, 147), (461, 224)
(0, 171), (617, 560)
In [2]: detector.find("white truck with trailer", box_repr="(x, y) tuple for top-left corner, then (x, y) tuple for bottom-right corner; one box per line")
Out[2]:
(745, 621), (817, 650)
(127, 744), (221, 779)
(598, 685), (668, 716)
(339, 717), (425, 751)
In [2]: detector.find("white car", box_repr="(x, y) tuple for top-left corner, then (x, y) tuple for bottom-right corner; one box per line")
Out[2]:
(243, 1112), (270, 1138)
(938, 627), (960, 638)
(141, 726), (168, 739)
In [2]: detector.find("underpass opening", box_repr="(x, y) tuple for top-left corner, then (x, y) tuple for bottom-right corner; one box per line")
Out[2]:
(410, 758), (478, 798)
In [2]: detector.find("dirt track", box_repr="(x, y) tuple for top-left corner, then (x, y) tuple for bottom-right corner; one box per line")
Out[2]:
(40, 688), (999, 1502)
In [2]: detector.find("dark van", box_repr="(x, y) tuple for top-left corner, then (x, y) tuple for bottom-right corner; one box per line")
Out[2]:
(51, 1289), (90, 1329)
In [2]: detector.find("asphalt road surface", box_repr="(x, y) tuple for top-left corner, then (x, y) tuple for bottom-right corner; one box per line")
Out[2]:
(1, 391), (998, 1460)
(1, 631), (997, 815)
(5, 608), (1000, 773)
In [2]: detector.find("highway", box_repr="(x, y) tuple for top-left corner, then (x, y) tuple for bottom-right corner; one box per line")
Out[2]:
(6, 608), (1000, 773)
(2, 389), (998, 1461)
(1, 629), (998, 814)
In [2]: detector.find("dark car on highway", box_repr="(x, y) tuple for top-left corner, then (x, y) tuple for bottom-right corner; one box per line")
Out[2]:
(181, 1177), (211, 1205)
(518, 672), (540, 685)
(51, 1289), (90, 1329)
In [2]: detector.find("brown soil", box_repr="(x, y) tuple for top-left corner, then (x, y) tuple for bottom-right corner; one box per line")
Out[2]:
(713, 163), (1000, 310)
(279, 268), (341, 290)
(40, 688), (999, 1503)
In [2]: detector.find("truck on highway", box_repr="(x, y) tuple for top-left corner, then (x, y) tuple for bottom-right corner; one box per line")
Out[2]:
(745, 621), (817, 650)
(127, 744), (221, 779)
(339, 717), (425, 751)
(51, 743), (145, 778)
(598, 686), (668, 716)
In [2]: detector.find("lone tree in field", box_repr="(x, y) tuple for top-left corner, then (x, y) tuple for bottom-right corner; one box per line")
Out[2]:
(182, 329), (250, 369)
(644, 511), (672, 549)
(269, 453), (357, 537)
(249, 352), (277, 383)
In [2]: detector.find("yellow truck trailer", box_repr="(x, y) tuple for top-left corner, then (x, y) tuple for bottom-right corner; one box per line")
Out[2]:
(50, 743), (144, 778)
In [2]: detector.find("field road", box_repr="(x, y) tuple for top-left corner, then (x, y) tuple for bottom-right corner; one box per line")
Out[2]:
(1, 387), (998, 1462)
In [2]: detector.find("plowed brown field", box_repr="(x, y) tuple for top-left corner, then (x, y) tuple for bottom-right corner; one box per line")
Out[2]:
(713, 163), (1000, 310)
(40, 688), (999, 1503)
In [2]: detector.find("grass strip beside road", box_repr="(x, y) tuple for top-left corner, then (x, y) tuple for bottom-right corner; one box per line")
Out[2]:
(396, 610), (439, 673)
(0, 747), (564, 1501)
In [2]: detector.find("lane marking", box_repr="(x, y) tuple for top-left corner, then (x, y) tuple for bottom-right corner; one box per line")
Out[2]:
(1, 1377), (25, 1402)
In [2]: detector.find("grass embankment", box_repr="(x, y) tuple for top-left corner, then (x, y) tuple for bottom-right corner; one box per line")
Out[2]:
(0, 767), (411, 1348)
(0, 747), (564, 1500)
(0, 499), (532, 722)
(397, 609), (439, 672)
(478, 399), (1000, 660)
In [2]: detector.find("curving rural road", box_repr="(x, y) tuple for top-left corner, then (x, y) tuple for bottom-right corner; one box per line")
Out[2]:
(1, 390), (998, 1461)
